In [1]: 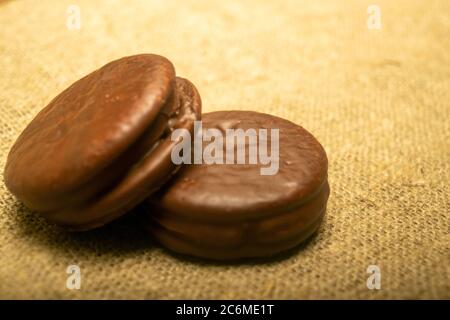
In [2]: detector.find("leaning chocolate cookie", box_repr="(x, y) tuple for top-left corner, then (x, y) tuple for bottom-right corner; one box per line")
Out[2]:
(4, 54), (201, 230)
(143, 111), (329, 260)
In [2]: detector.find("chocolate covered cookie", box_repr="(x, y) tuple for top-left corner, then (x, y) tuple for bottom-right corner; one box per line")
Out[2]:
(142, 111), (329, 260)
(4, 54), (201, 230)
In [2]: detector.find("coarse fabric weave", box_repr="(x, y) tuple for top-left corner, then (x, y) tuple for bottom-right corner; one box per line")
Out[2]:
(0, 0), (448, 299)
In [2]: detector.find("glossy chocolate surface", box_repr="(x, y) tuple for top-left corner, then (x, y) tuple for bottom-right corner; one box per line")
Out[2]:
(144, 111), (329, 260)
(5, 54), (201, 230)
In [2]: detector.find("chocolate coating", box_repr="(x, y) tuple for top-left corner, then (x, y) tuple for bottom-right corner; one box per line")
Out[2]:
(143, 111), (329, 260)
(4, 54), (201, 230)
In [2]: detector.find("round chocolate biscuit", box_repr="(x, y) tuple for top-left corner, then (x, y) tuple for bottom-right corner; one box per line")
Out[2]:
(4, 54), (201, 230)
(143, 111), (329, 260)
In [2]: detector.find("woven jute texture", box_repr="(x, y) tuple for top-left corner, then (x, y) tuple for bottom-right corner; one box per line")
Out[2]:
(0, 0), (449, 299)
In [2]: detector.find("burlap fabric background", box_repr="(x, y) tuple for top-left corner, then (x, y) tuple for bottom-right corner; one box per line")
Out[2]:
(0, 0), (448, 299)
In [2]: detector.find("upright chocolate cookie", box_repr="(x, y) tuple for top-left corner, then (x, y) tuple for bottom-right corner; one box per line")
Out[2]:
(4, 54), (201, 230)
(143, 111), (329, 260)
